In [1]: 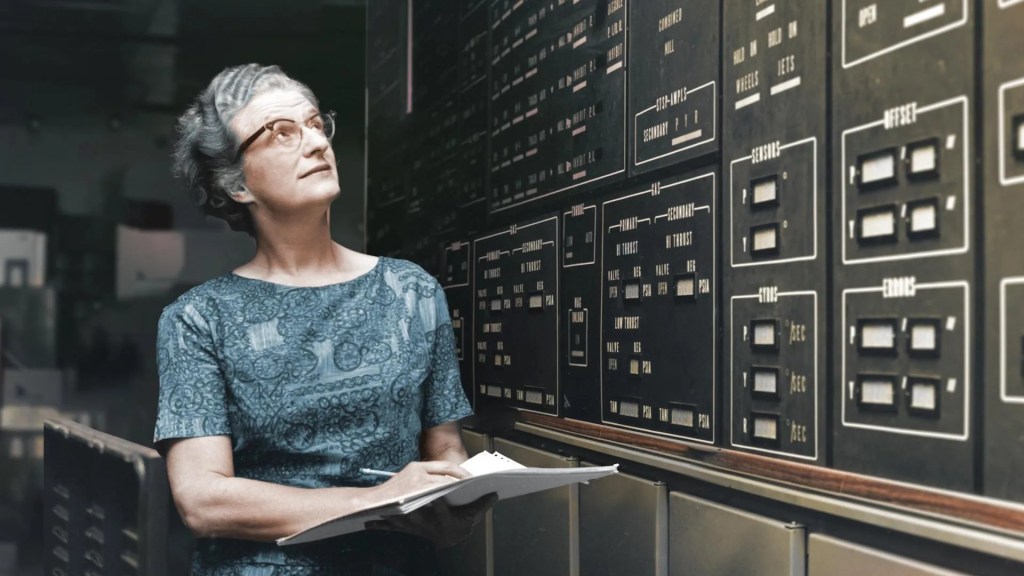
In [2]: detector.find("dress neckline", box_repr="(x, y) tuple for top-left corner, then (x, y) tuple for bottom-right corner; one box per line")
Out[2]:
(228, 256), (383, 289)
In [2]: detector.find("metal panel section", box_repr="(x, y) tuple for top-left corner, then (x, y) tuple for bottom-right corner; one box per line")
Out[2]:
(518, 421), (1024, 566)
(0, 287), (58, 368)
(461, 429), (491, 454)
(562, 203), (603, 423)
(487, 0), (627, 213)
(366, 0), (406, 137)
(628, 0), (719, 173)
(439, 430), (493, 576)
(455, 1), (491, 229)
(492, 439), (578, 576)
(43, 418), (169, 576)
(601, 168), (717, 442)
(443, 241), (475, 406)
(722, 0), (827, 463)
(983, 0), (1024, 502)
(473, 214), (560, 414)
(365, 0), (409, 257)
(579, 464), (667, 576)
(808, 534), (965, 576)
(831, 0), (976, 490)
(668, 492), (805, 576)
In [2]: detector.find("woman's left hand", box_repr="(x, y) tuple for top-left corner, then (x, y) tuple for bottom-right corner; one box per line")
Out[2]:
(366, 492), (498, 548)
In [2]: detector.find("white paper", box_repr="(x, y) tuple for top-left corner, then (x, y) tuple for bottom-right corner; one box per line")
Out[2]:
(277, 452), (618, 546)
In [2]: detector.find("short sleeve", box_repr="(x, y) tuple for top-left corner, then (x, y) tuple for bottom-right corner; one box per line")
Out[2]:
(153, 300), (231, 443)
(420, 284), (473, 427)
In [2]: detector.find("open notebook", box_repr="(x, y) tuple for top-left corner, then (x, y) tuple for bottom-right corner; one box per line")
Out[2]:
(277, 451), (618, 545)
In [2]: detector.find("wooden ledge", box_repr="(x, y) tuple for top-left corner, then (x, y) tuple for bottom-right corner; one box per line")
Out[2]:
(516, 412), (1024, 537)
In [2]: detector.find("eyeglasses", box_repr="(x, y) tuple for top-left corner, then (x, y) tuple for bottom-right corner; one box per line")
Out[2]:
(234, 110), (336, 161)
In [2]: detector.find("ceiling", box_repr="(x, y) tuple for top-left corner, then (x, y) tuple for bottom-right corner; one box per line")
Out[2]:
(0, 0), (367, 123)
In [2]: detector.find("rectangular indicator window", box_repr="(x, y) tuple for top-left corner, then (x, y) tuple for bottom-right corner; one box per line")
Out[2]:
(858, 149), (898, 188)
(486, 385), (502, 397)
(619, 401), (639, 418)
(629, 356), (641, 376)
(907, 198), (939, 238)
(525, 389), (544, 405)
(675, 274), (696, 300)
(671, 405), (695, 427)
(623, 282), (641, 301)
(1015, 115), (1024, 158)
(751, 176), (779, 208)
(857, 206), (897, 242)
(907, 139), (939, 178)
(751, 223), (780, 255)
(490, 298), (503, 312)
(751, 319), (779, 351)
(751, 366), (779, 397)
(751, 413), (780, 445)
(858, 319), (898, 353)
(568, 310), (587, 366)
(452, 323), (464, 360)
(908, 319), (941, 356)
(908, 377), (939, 415)
(858, 375), (897, 410)
(528, 292), (544, 309)
(493, 354), (503, 367)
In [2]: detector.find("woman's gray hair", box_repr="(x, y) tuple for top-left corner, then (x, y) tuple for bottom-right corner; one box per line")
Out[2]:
(171, 64), (318, 235)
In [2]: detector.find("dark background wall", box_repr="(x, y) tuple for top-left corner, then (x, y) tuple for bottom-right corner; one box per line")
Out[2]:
(0, 1), (366, 572)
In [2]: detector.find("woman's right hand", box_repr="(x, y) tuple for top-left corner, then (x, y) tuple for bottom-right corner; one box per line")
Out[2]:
(369, 460), (470, 502)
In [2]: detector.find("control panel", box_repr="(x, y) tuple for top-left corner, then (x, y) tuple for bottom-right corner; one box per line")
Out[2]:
(456, 1), (491, 228)
(562, 202), (602, 422)
(628, 0), (719, 173)
(832, 0), (975, 490)
(488, 0), (627, 213)
(473, 214), (560, 414)
(723, 0), (827, 462)
(442, 241), (475, 406)
(601, 170), (716, 442)
(983, 0), (1024, 500)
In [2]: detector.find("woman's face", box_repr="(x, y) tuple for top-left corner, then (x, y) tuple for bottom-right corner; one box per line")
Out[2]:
(231, 89), (340, 216)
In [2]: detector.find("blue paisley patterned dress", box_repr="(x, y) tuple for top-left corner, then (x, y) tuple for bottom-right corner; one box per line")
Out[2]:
(153, 257), (473, 575)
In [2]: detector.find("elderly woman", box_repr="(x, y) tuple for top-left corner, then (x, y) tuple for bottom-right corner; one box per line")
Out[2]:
(154, 63), (483, 575)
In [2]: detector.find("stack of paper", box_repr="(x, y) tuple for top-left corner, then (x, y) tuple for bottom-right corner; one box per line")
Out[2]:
(277, 451), (618, 545)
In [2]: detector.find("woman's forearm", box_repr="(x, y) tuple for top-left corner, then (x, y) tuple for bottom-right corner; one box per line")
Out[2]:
(166, 433), (471, 542)
(175, 473), (376, 541)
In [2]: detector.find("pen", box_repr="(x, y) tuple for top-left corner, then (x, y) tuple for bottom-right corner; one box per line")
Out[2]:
(359, 468), (396, 477)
